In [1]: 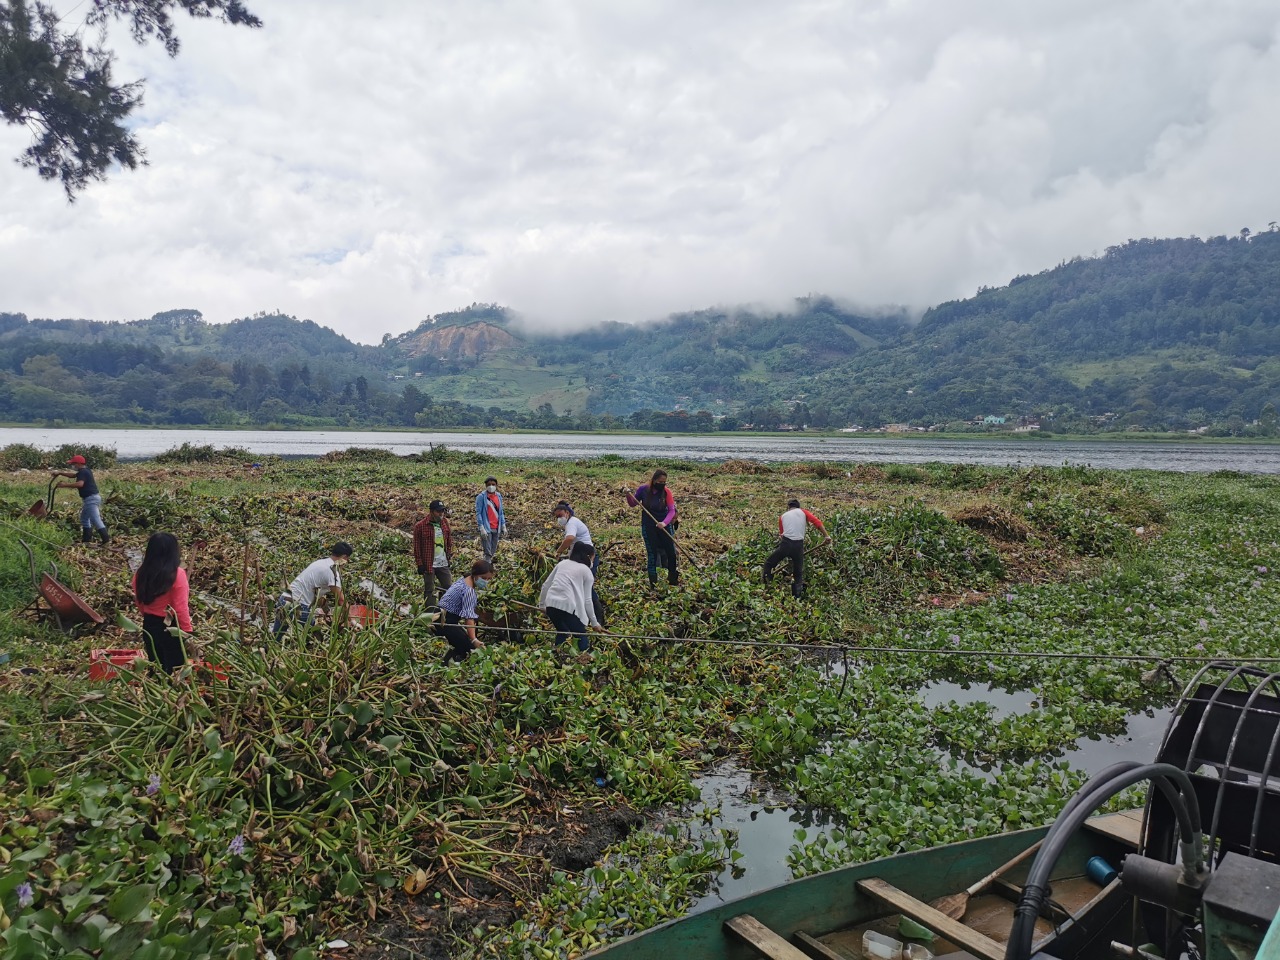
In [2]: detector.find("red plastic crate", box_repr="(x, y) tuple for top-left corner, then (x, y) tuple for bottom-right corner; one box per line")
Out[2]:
(89, 648), (147, 681)
(187, 660), (229, 683)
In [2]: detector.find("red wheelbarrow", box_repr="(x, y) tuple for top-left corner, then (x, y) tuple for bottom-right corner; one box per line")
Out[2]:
(19, 539), (105, 633)
(26, 478), (56, 517)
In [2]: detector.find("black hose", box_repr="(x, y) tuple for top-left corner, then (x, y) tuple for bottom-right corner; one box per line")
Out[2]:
(1006, 762), (1202, 960)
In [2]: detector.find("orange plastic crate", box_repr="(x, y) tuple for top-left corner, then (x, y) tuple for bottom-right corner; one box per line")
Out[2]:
(89, 648), (147, 681)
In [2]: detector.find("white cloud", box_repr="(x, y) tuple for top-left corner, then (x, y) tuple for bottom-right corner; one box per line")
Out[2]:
(1, 0), (1278, 341)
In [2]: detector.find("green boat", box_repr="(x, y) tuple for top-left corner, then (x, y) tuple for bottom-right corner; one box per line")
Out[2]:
(585, 663), (1280, 960)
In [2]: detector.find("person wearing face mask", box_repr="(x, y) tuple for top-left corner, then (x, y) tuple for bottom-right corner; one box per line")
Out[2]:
(435, 558), (494, 662)
(624, 469), (678, 587)
(272, 542), (352, 637)
(475, 476), (506, 561)
(552, 500), (604, 624)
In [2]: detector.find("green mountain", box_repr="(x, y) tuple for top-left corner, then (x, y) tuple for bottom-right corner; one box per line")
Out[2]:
(3, 228), (1280, 432)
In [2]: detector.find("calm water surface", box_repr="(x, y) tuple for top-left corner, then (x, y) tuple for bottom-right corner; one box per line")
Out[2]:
(3, 427), (1280, 472)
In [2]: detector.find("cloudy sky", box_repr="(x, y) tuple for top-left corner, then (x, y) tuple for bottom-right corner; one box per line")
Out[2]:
(2, 0), (1278, 343)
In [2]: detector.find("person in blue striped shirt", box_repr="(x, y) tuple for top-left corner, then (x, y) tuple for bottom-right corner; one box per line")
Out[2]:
(435, 558), (495, 662)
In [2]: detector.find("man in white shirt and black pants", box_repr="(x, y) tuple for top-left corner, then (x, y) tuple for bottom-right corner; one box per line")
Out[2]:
(763, 499), (831, 599)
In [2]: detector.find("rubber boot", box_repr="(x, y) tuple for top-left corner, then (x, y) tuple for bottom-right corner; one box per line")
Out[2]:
(97, 526), (110, 545)
(81, 528), (93, 543)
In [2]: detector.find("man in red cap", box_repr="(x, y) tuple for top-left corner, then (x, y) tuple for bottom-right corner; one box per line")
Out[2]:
(51, 454), (109, 544)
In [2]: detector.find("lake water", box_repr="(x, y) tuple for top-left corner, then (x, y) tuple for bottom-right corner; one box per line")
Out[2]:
(4, 426), (1280, 472)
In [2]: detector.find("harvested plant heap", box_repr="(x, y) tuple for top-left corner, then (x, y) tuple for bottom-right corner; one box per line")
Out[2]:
(0, 451), (1274, 960)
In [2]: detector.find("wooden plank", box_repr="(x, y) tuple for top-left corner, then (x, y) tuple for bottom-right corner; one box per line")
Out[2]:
(793, 930), (847, 960)
(1084, 810), (1144, 848)
(856, 878), (1007, 960)
(724, 915), (813, 960)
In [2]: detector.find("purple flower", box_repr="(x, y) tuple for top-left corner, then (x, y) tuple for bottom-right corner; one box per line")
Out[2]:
(228, 834), (247, 856)
(948, 634), (960, 647)
(1004, 593), (1015, 602)
(146, 774), (161, 796)
(1195, 643), (1206, 651)
(1124, 606), (1132, 613)
(1254, 581), (1264, 590)
(1257, 566), (1269, 574)
(16, 882), (33, 908)
(1198, 618), (1209, 631)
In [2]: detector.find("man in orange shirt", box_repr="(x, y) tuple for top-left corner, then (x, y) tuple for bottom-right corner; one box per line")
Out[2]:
(763, 498), (831, 599)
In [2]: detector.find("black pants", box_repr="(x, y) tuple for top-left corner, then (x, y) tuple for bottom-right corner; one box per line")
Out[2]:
(436, 611), (474, 663)
(422, 565), (452, 608)
(546, 605), (589, 652)
(142, 613), (186, 674)
(763, 537), (806, 598)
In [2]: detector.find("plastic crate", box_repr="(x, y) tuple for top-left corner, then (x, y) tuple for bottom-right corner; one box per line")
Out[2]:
(187, 660), (229, 683)
(89, 648), (147, 681)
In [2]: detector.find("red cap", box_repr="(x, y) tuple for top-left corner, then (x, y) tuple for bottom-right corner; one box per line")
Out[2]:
(66, 455), (86, 465)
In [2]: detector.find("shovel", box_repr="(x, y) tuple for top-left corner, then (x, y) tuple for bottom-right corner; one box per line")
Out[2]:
(931, 839), (1043, 920)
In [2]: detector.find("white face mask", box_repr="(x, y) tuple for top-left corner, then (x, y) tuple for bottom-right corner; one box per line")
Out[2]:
(486, 485), (497, 494)
(555, 516), (568, 528)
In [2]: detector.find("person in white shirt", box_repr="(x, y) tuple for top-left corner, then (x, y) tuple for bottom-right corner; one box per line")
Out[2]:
(273, 542), (351, 637)
(552, 500), (605, 625)
(552, 500), (593, 557)
(763, 499), (831, 599)
(538, 541), (604, 653)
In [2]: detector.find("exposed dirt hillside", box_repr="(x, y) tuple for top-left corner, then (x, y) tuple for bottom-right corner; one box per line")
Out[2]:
(399, 321), (520, 359)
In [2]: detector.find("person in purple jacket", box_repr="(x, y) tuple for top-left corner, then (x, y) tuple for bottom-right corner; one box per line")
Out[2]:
(624, 468), (678, 587)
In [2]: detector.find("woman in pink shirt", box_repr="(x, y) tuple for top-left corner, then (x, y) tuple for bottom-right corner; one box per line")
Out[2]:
(132, 532), (193, 673)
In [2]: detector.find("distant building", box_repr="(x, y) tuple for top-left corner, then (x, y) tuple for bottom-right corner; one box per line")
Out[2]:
(982, 415), (1006, 425)
(1012, 424), (1039, 433)
(885, 423), (911, 433)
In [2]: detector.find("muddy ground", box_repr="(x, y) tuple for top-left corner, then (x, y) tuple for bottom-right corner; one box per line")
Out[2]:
(346, 801), (644, 959)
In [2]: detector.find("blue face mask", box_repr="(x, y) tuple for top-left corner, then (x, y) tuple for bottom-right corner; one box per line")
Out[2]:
(474, 577), (489, 591)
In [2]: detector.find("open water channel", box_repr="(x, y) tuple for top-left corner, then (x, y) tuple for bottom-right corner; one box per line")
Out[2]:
(4, 426), (1280, 472)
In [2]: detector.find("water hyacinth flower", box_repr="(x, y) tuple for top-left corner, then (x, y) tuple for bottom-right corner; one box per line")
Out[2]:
(146, 774), (161, 796)
(17, 882), (33, 907)
(1257, 565), (1269, 574)
(228, 834), (247, 856)
(1198, 618), (1209, 631)
(948, 634), (961, 647)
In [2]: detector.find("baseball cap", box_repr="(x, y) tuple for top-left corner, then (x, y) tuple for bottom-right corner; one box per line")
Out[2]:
(428, 500), (447, 512)
(66, 455), (87, 465)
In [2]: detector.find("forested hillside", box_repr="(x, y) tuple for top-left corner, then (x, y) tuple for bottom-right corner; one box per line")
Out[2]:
(2, 229), (1279, 431)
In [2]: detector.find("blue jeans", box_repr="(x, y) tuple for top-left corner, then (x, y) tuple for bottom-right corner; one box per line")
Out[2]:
(271, 596), (312, 638)
(640, 524), (678, 586)
(79, 494), (105, 531)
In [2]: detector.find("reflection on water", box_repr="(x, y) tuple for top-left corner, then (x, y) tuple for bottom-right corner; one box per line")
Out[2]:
(922, 679), (1175, 777)
(680, 760), (843, 912)
(3, 427), (1280, 472)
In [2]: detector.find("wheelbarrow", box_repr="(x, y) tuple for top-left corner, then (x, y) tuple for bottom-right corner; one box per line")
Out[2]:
(19, 539), (105, 633)
(27, 477), (56, 517)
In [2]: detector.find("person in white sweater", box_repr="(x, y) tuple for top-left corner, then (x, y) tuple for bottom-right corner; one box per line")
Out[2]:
(538, 541), (604, 653)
